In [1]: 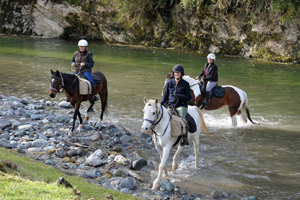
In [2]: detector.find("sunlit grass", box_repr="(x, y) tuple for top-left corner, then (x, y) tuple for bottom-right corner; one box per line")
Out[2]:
(0, 148), (139, 200)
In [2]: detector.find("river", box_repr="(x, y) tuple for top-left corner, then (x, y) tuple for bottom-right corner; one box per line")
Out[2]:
(0, 36), (299, 199)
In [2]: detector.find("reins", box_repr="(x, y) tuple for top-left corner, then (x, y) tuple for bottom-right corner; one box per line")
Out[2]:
(51, 73), (78, 93)
(143, 104), (170, 137)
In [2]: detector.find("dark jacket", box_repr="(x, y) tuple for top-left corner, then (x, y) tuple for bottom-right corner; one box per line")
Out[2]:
(161, 78), (192, 108)
(198, 62), (218, 82)
(72, 50), (94, 72)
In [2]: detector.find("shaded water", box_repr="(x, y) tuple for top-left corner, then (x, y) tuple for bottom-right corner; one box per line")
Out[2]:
(1, 36), (300, 199)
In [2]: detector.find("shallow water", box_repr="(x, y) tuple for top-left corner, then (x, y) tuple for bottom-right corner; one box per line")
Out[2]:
(0, 36), (299, 199)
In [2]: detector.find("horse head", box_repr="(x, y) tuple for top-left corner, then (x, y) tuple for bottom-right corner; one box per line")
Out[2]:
(141, 98), (160, 135)
(49, 69), (63, 98)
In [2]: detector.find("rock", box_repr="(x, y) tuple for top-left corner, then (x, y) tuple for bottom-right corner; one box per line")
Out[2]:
(0, 119), (11, 130)
(160, 180), (175, 192)
(120, 177), (135, 190)
(58, 101), (73, 108)
(86, 154), (104, 167)
(32, 139), (49, 147)
(114, 155), (130, 165)
(211, 190), (224, 199)
(18, 124), (33, 131)
(241, 195), (258, 200)
(131, 158), (147, 170)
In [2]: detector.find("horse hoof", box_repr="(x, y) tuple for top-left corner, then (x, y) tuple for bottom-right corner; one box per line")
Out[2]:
(172, 163), (178, 170)
(68, 131), (74, 136)
(85, 116), (89, 121)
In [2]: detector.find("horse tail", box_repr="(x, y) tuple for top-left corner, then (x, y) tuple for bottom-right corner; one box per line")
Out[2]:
(100, 76), (108, 120)
(242, 92), (256, 125)
(194, 106), (215, 142)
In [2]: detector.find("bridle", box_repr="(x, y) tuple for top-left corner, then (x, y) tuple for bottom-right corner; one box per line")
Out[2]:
(50, 73), (64, 93)
(50, 73), (77, 93)
(143, 104), (170, 137)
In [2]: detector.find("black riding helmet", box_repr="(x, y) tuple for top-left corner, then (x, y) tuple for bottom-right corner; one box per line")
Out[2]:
(172, 64), (185, 76)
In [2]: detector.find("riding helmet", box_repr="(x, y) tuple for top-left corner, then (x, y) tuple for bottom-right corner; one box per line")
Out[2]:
(78, 39), (88, 47)
(207, 53), (216, 60)
(172, 64), (184, 76)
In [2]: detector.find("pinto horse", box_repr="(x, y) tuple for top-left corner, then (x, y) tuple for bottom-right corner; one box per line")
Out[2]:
(141, 98), (214, 189)
(49, 70), (108, 135)
(164, 71), (256, 127)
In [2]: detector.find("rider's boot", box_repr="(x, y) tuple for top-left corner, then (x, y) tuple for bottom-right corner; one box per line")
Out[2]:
(200, 91), (211, 109)
(92, 85), (99, 101)
(181, 133), (189, 146)
(181, 123), (189, 146)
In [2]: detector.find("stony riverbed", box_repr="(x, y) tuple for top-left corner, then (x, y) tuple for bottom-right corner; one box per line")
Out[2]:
(0, 95), (257, 200)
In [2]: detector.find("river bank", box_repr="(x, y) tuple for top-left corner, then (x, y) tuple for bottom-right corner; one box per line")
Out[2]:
(0, 94), (258, 200)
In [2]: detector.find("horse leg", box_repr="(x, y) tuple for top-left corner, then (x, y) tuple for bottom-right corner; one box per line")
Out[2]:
(191, 134), (200, 167)
(99, 88), (108, 122)
(228, 106), (239, 127)
(152, 145), (172, 189)
(85, 100), (95, 121)
(69, 103), (83, 136)
(172, 145), (183, 170)
(237, 110), (247, 123)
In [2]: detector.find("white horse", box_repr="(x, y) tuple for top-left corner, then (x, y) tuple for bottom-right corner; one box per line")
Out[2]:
(141, 98), (214, 189)
(163, 73), (256, 127)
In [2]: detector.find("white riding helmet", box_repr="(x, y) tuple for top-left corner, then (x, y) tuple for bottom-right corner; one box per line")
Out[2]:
(78, 39), (88, 47)
(207, 53), (216, 60)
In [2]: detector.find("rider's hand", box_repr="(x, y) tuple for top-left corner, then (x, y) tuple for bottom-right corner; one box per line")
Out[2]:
(80, 62), (85, 67)
(196, 76), (199, 80)
(71, 63), (75, 67)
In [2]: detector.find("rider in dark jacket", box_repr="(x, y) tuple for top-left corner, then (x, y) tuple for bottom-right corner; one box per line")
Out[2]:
(161, 64), (192, 146)
(196, 53), (218, 109)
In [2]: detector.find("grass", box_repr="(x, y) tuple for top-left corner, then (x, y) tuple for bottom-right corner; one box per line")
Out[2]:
(0, 148), (140, 200)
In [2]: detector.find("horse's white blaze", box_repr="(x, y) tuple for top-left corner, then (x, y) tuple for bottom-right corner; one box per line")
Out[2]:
(51, 78), (55, 83)
(142, 98), (212, 190)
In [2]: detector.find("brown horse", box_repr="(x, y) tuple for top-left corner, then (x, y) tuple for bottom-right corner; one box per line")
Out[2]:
(49, 70), (108, 135)
(163, 71), (256, 126)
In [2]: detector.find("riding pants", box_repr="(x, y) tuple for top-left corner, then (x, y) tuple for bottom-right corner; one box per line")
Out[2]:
(175, 106), (187, 119)
(206, 81), (218, 92)
(73, 71), (95, 86)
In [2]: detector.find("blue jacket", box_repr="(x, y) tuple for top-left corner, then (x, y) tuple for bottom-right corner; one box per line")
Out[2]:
(161, 78), (191, 108)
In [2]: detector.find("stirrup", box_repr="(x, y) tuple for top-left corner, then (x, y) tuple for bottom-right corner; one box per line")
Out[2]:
(181, 135), (189, 146)
(93, 95), (99, 101)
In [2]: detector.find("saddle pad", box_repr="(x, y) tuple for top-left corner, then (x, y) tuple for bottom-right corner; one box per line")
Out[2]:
(79, 78), (92, 95)
(92, 74), (102, 84)
(213, 86), (224, 98)
(170, 114), (187, 137)
(186, 113), (196, 133)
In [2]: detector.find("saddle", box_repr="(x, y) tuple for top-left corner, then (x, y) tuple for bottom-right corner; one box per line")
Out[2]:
(200, 82), (224, 98)
(168, 110), (197, 137)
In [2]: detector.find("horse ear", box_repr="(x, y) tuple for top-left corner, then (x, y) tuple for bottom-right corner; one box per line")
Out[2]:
(51, 69), (54, 74)
(155, 99), (158, 104)
(143, 97), (148, 104)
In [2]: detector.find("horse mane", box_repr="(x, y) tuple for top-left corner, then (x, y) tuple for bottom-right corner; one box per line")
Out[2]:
(183, 75), (198, 84)
(182, 75), (201, 97)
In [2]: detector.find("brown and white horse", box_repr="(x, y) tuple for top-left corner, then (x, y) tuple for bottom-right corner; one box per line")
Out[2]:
(163, 72), (256, 127)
